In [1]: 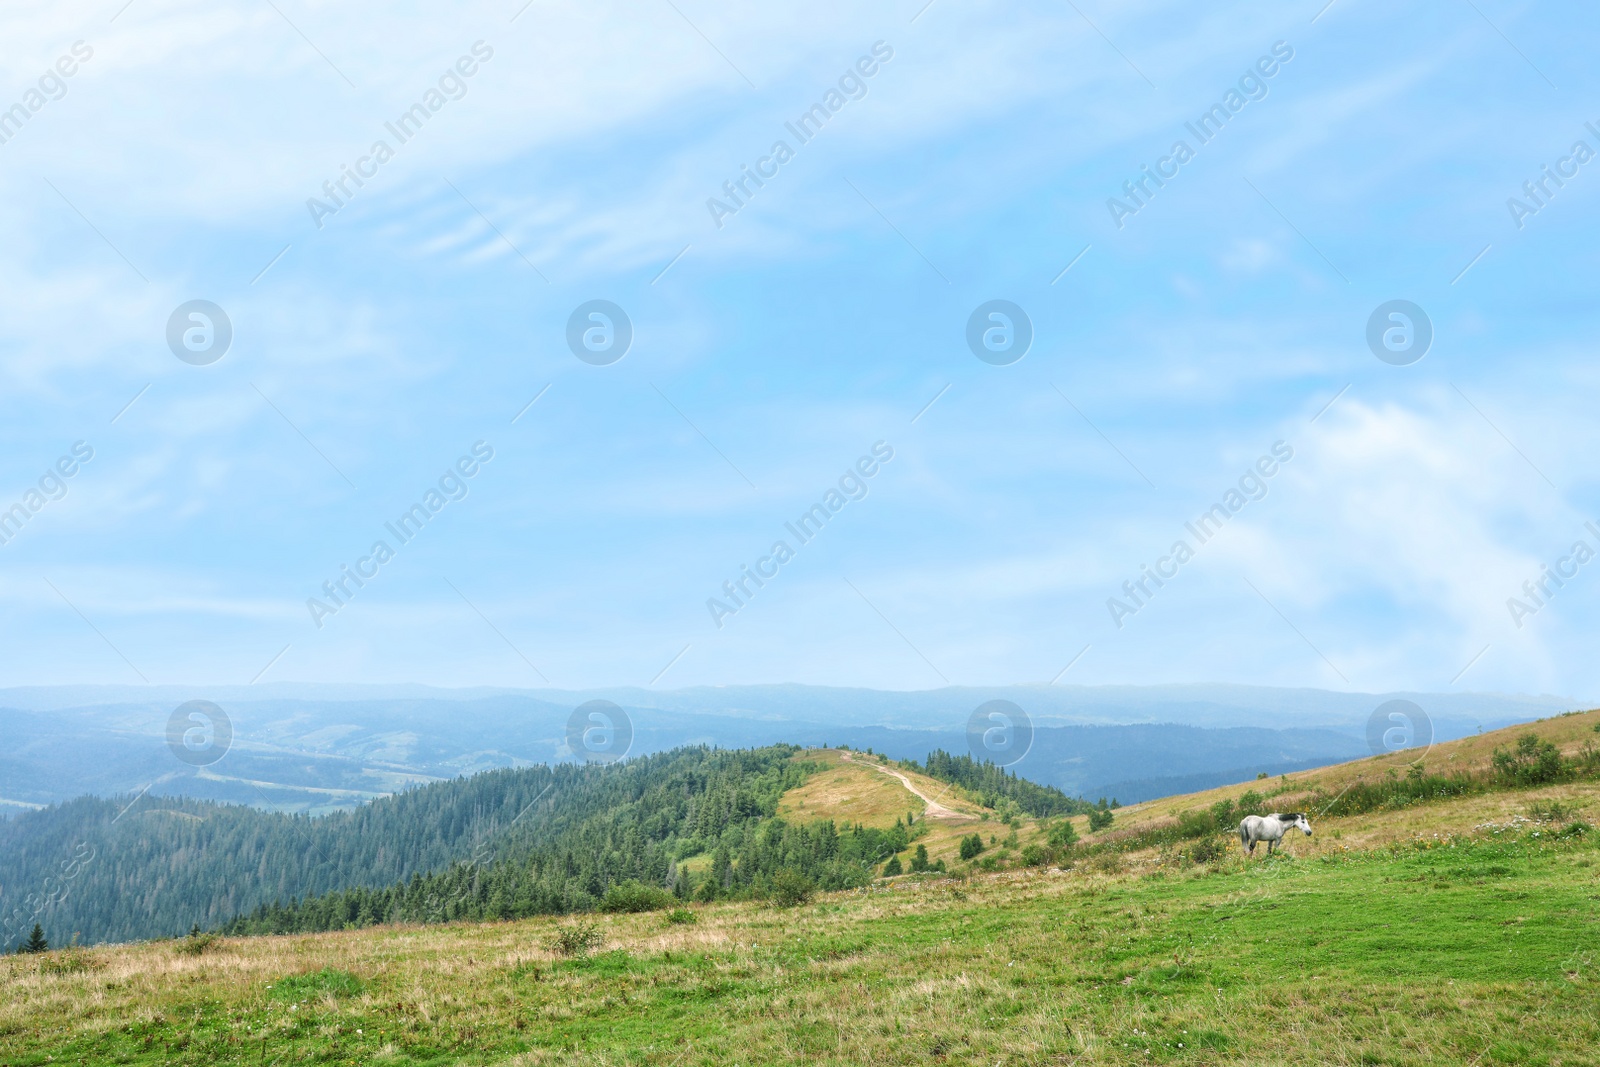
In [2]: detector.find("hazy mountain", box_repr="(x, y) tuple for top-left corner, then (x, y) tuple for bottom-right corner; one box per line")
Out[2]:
(0, 683), (1579, 815)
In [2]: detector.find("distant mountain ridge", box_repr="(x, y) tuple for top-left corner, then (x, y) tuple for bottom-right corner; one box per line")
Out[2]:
(0, 683), (1577, 815)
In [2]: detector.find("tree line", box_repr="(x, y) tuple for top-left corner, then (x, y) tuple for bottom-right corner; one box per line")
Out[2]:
(221, 747), (921, 936)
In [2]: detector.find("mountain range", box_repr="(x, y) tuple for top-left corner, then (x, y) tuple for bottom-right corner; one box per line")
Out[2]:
(0, 682), (1578, 814)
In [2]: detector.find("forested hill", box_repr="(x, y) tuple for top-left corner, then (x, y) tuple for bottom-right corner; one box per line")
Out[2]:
(221, 747), (916, 938)
(1, 745), (809, 946)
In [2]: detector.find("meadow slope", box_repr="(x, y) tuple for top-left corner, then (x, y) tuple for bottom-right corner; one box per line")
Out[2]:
(3, 712), (1599, 1066)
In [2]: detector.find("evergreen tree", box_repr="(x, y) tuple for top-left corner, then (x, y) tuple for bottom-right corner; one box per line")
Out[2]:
(22, 924), (48, 954)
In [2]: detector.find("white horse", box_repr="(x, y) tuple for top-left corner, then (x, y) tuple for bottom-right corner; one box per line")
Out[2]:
(1238, 812), (1311, 855)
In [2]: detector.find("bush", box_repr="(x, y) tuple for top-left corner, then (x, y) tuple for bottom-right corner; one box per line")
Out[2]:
(770, 870), (815, 908)
(1086, 851), (1127, 874)
(1187, 836), (1227, 864)
(882, 855), (903, 877)
(958, 833), (985, 860)
(546, 921), (604, 957)
(1210, 799), (1237, 829)
(1020, 844), (1048, 867)
(664, 908), (697, 925)
(1087, 806), (1114, 833)
(600, 880), (676, 913)
(174, 932), (220, 956)
(1047, 819), (1079, 849)
(909, 844), (930, 872)
(1493, 734), (1567, 786)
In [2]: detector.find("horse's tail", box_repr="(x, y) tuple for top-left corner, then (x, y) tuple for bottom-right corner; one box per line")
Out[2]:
(1238, 820), (1249, 847)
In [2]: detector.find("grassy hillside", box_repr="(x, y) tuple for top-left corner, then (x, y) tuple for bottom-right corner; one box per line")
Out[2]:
(773, 749), (992, 868)
(3, 712), (1598, 1066)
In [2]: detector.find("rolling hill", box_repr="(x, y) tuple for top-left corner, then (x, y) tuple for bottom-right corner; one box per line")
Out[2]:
(3, 710), (1598, 1065)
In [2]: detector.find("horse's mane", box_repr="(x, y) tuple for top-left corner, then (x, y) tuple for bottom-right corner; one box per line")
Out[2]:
(1274, 812), (1303, 821)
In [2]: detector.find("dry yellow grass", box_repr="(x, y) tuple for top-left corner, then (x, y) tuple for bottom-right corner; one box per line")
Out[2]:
(776, 749), (1050, 868)
(1115, 706), (1600, 828)
(4, 714), (1599, 1065)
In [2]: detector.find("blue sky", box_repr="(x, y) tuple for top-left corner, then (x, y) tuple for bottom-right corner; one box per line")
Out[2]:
(0, 0), (1596, 697)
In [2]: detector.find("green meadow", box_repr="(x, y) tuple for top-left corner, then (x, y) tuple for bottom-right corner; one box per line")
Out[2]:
(3, 830), (1596, 1066)
(6, 711), (1600, 1066)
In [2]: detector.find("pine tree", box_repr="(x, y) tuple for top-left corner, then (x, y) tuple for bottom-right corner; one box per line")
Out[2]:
(22, 924), (48, 954)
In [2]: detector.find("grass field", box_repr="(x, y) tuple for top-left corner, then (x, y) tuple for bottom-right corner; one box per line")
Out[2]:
(3, 715), (1598, 1066)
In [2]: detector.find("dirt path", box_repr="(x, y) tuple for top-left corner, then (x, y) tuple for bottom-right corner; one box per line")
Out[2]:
(840, 752), (968, 820)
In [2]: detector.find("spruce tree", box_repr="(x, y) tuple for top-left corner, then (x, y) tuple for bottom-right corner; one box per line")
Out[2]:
(22, 924), (48, 954)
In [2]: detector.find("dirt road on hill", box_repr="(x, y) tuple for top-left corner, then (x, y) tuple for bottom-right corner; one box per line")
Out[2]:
(840, 752), (967, 820)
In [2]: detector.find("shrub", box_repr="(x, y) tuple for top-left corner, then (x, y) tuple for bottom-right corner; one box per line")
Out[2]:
(770, 870), (815, 908)
(882, 855), (903, 877)
(664, 908), (697, 925)
(1493, 734), (1567, 786)
(1047, 819), (1079, 849)
(1087, 806), (1114, 833)
(546, 921), (604, 957)
(174, 931), (220, 956)
(1187, 836), (1227, 865)
(600, 880), (676, 913)
(1210, 799), (1237, 829)
(909, 844), (930, 872)
(1175, 809), (1216, 839)
(1087, 852), (1127, 874)
(959, 833), (985, 860)
(1020, 844), (1048, 867)
(1237, 790), (1265, 816)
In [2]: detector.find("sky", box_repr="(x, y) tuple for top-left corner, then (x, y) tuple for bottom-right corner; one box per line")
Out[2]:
(0, 0), (1596, 698)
